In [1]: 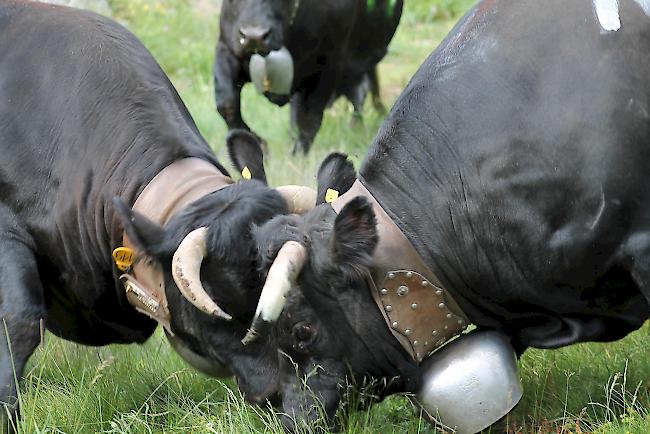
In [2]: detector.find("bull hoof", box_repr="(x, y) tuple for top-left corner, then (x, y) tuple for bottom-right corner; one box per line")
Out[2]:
(350, 113), (363, 127)
(373, 101), (387, 115)
(292, 140), (311, 155)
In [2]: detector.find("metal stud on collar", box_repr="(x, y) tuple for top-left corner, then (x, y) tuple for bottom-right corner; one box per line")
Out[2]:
(378, 270), (468, 362)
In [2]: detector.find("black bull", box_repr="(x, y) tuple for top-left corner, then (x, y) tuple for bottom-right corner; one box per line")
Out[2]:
(249, 0), (650, 429)
(0, 1), (306, 427)
(214, 0), (403, 154)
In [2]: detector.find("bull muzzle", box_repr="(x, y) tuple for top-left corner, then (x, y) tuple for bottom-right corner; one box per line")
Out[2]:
(239, 25), (272, 55)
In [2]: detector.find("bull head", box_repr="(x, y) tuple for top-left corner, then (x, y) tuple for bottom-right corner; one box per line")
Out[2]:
(220, 0), (298, 57)
(242, 152), (358, 344)
(246, 195), (398, 430)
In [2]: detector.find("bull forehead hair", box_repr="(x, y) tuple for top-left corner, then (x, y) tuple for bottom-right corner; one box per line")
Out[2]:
(166, 181), (288, 258)
(254, 204), (336, 272)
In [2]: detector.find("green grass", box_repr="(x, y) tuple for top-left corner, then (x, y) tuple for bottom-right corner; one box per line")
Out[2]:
(15, 0), (650, 432)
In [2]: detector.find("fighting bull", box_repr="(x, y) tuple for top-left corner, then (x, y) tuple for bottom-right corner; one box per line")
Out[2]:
(0, 1), (316, 429)
(215, 0), (403, 154)
(241, 0), (650, 431)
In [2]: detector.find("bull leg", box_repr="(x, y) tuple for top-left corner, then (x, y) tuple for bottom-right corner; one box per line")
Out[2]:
(368, 66), (386, 114)
(0, 216), (45, 433)
(290, 74), (336, 154)
(345, 77), (368, 126)
(214, 41), (249, 132)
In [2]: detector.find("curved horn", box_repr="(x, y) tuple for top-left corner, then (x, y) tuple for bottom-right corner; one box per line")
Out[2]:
(242, 240), (307, 345)
(276, 185), (317, 214)
(172, 227), (232, 320)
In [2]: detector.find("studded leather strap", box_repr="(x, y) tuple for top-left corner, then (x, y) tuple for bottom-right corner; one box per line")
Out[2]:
(332, 180), (468, 363)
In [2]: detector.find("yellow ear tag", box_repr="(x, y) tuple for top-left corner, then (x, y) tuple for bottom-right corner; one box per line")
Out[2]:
(325, 188), (340, 203)
(112, 247), (135, 271)
(241, 166), (252, 180)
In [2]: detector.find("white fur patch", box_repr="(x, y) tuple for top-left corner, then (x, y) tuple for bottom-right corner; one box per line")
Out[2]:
(593, 0), (621, 31)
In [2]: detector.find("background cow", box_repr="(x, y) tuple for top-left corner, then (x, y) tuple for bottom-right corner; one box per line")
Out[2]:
(241, 0), (650, 430)
(0, 1), (311, 429)
(215, 0), (403, 154)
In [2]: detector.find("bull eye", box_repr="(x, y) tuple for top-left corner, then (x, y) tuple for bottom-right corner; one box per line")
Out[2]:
(292, 322), (317, 352)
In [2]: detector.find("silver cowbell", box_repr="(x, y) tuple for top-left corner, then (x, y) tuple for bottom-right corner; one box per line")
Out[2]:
(249, 46), (294, 96)
(415, 330), (523, 433)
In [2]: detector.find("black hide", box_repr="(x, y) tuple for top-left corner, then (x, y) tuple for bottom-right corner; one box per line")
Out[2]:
(0, 1), (289, 424)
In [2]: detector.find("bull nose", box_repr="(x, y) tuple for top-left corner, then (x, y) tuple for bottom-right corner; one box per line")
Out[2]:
(239, 26), (271, 54)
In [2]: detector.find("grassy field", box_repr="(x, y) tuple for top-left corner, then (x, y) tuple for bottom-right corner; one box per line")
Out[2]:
(15, 0), (650, 432)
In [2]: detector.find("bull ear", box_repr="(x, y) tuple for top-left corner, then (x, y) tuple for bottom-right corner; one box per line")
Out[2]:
(331, 196), (378, 275)
(113, 197), (168, 258)
(227, 129), (267, 184)
(316, 153), (356, 205)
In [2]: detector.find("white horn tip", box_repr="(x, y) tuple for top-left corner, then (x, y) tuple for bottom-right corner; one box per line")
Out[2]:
(215, 309), (233, 321)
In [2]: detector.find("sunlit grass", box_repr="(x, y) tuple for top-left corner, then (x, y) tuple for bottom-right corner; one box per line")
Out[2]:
(16, 0), (650, 432)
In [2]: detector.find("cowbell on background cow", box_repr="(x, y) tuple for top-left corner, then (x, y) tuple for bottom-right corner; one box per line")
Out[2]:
(239, 0), (650, 432)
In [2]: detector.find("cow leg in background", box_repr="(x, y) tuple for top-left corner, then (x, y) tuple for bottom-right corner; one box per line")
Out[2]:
(0, 214), (45, 432)
(368, 66), (386, 114)
(214, 41), (249, 132)
(290, 73), (336, 154)
(344, 76), (368, 126)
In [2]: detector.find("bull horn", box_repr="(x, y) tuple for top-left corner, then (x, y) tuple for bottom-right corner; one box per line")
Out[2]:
(242, 240), (307, 345)
(172, 227), (232, 320)
(276, 185), (317, 214)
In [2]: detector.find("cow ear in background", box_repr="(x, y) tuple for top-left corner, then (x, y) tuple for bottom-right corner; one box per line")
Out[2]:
(316, 153), (356, 205)
(112, 197), (168, 259)
(226, 129), (267, 184)
(331, 196), (378, 276)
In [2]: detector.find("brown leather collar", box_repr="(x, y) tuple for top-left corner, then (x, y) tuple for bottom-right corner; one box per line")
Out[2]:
(331, 180), (469, 363)
(119, 158), (233, 333)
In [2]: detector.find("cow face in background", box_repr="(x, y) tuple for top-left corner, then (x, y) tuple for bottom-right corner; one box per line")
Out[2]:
(220, 0), (295, 57)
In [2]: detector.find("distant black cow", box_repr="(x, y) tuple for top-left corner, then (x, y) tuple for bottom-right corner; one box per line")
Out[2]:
(215, 0), (403, 154)
(238, 0), (650, 430)
(0, 1), (315, 430)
